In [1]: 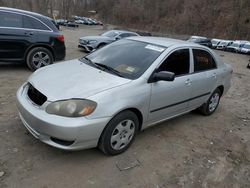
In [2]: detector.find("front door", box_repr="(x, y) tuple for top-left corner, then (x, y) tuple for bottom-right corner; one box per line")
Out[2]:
(148, 48), (192, 122)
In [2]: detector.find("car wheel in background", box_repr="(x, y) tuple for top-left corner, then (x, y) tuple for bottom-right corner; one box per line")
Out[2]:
(98, 111), (139, 155)
(198, 88), (221, 116)
(26, 47), (53, 71)
(97, 43), (106, 49)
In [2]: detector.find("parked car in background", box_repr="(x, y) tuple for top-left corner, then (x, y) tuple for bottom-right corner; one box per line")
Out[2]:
(225, 41), (248, 53)
(240, 42), (250, 55)
(66, 21), (79, 27)
(188, 36), (212, 48)
(0, 7), (66, 71)
(75, 19), (86, 24)
(211, 39), (222, 49)
(78, 30), (139, 52)
(216, 40), (233, 50)
(56, 19), (68, 26)
(17, 37), (232, 155)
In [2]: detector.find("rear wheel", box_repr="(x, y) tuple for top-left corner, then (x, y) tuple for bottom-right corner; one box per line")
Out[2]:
(198, 88), (221, 116)
(98, 111), (139, 155)
(26, 47), (53, 71)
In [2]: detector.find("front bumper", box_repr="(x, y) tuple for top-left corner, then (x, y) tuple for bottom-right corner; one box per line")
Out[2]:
(78, 43), (96, 52)
(16, 84), (110, 150)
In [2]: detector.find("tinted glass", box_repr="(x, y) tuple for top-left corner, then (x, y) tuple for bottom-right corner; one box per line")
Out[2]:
(101, 30), (119, 38)
(84, 39), (165, 79)
(193, 49), (216, 72)
(23, 16), (49, 30)
(119, 33), (130, 38)
(158, 49), (190, 76)
(243, 44), (250, 49)
(0, 11), (22, 28)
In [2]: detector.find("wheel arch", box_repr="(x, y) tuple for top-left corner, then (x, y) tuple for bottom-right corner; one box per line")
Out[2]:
(217, 85), (224, 96)
(97, 107), (144, 146)
(97, 42), (107, 48)
(25, 44), (55, 61)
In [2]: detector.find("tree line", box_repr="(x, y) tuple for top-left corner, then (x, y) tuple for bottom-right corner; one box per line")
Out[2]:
(0, 0), (249, 40)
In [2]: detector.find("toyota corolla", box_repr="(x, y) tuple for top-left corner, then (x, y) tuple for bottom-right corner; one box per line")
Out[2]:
(17, 37), (232, 155)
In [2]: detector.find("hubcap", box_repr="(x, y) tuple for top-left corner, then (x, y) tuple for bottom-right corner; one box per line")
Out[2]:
(208, 93), (220, 112)
(110, 120), (135, 150)
(32, 52), (50, 68)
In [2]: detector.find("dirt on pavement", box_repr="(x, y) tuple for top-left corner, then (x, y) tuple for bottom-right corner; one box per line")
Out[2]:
(0, 25), (250, 188)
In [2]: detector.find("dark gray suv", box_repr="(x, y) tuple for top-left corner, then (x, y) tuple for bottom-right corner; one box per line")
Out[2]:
(0, 7), (66, 71)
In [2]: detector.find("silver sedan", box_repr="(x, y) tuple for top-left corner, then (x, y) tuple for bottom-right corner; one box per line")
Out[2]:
(17, 37), (232, 155)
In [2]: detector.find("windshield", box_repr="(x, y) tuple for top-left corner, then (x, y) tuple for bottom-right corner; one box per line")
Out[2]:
(243, 44), (250, 49)
(230, 43), (240, 47)
(101, 30), (119, 38)
(212, 40), (219, 44)
(81, 39), (165, 79)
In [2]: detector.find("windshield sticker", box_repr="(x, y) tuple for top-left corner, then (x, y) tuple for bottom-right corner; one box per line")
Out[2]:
(116, 64), (139, 74)
(145, 45), (165, 52)
(126, 66), (135, 72)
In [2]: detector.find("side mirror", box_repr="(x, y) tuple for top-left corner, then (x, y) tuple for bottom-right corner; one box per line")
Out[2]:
(115, 36), (122, 40)
(149, 71), (175, 83)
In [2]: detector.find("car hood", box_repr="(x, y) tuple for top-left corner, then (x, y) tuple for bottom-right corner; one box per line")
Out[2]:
(80, 36), (114, 41)
(28, 59), (131, 101)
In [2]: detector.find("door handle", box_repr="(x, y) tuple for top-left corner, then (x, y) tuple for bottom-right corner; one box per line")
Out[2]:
(185, 79), (192, 86)
(25, 31), (34, 36)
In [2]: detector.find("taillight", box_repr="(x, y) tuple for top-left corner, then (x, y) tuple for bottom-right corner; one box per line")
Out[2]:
(56, 35), (64, 42)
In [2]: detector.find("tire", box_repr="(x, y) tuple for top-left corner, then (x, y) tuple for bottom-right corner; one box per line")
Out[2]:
(97, 43), (106, 49)
(247, 62), (250, 69)
(98, 111), (139, 155)
(26, 47), (53, 71)
(198, 88), (221, 116)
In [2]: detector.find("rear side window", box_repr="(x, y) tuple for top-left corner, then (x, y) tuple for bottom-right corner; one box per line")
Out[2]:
(0, 11), (22, 28)
(193, 49), (216, 72)
(22, 16), (49, 30)
(158, 49), (190, 76)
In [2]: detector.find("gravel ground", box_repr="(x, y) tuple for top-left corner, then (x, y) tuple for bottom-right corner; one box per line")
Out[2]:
(0, 25), (250, 188)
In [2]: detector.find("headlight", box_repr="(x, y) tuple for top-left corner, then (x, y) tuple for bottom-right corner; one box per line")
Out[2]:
(88, 40), (97, 44)
(46, 99), (97, 117)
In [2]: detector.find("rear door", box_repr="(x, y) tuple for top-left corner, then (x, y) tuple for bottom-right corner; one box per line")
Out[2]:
(188, 48), (218, 109)
(0, 11), (37, 61)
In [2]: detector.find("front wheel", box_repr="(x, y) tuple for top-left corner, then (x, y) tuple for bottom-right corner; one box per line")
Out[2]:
(26, 47), (53, 71)
(98, 111), (139, 155)
(198, 89), (221, 116)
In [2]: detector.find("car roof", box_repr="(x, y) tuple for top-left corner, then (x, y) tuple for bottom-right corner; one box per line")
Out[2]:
(129, 36), (203, 48)
(110, 30), (138, 35)
(0, 7), (47, 19)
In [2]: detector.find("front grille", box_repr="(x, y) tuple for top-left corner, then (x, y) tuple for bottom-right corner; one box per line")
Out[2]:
(27, 84), (47, 106)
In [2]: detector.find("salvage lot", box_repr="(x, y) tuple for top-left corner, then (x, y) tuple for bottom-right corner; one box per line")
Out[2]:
(0, 26), (250, 188)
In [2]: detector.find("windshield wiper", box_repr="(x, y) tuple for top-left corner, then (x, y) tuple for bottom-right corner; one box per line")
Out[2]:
(95, 63), (124, 78)
(83, 57), (103, 70)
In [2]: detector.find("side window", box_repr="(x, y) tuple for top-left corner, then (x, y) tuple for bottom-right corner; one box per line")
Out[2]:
(193, 49), (216, 72)
(119, 33), (130, 38)
(22, 16), (49, 30)
(0, 11), (22, 28)
(158, 49), (190, 76)
(119, 33), (137, 38)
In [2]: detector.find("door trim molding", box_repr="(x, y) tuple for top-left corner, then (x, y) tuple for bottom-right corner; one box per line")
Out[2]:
(150, 92), (211, 113)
